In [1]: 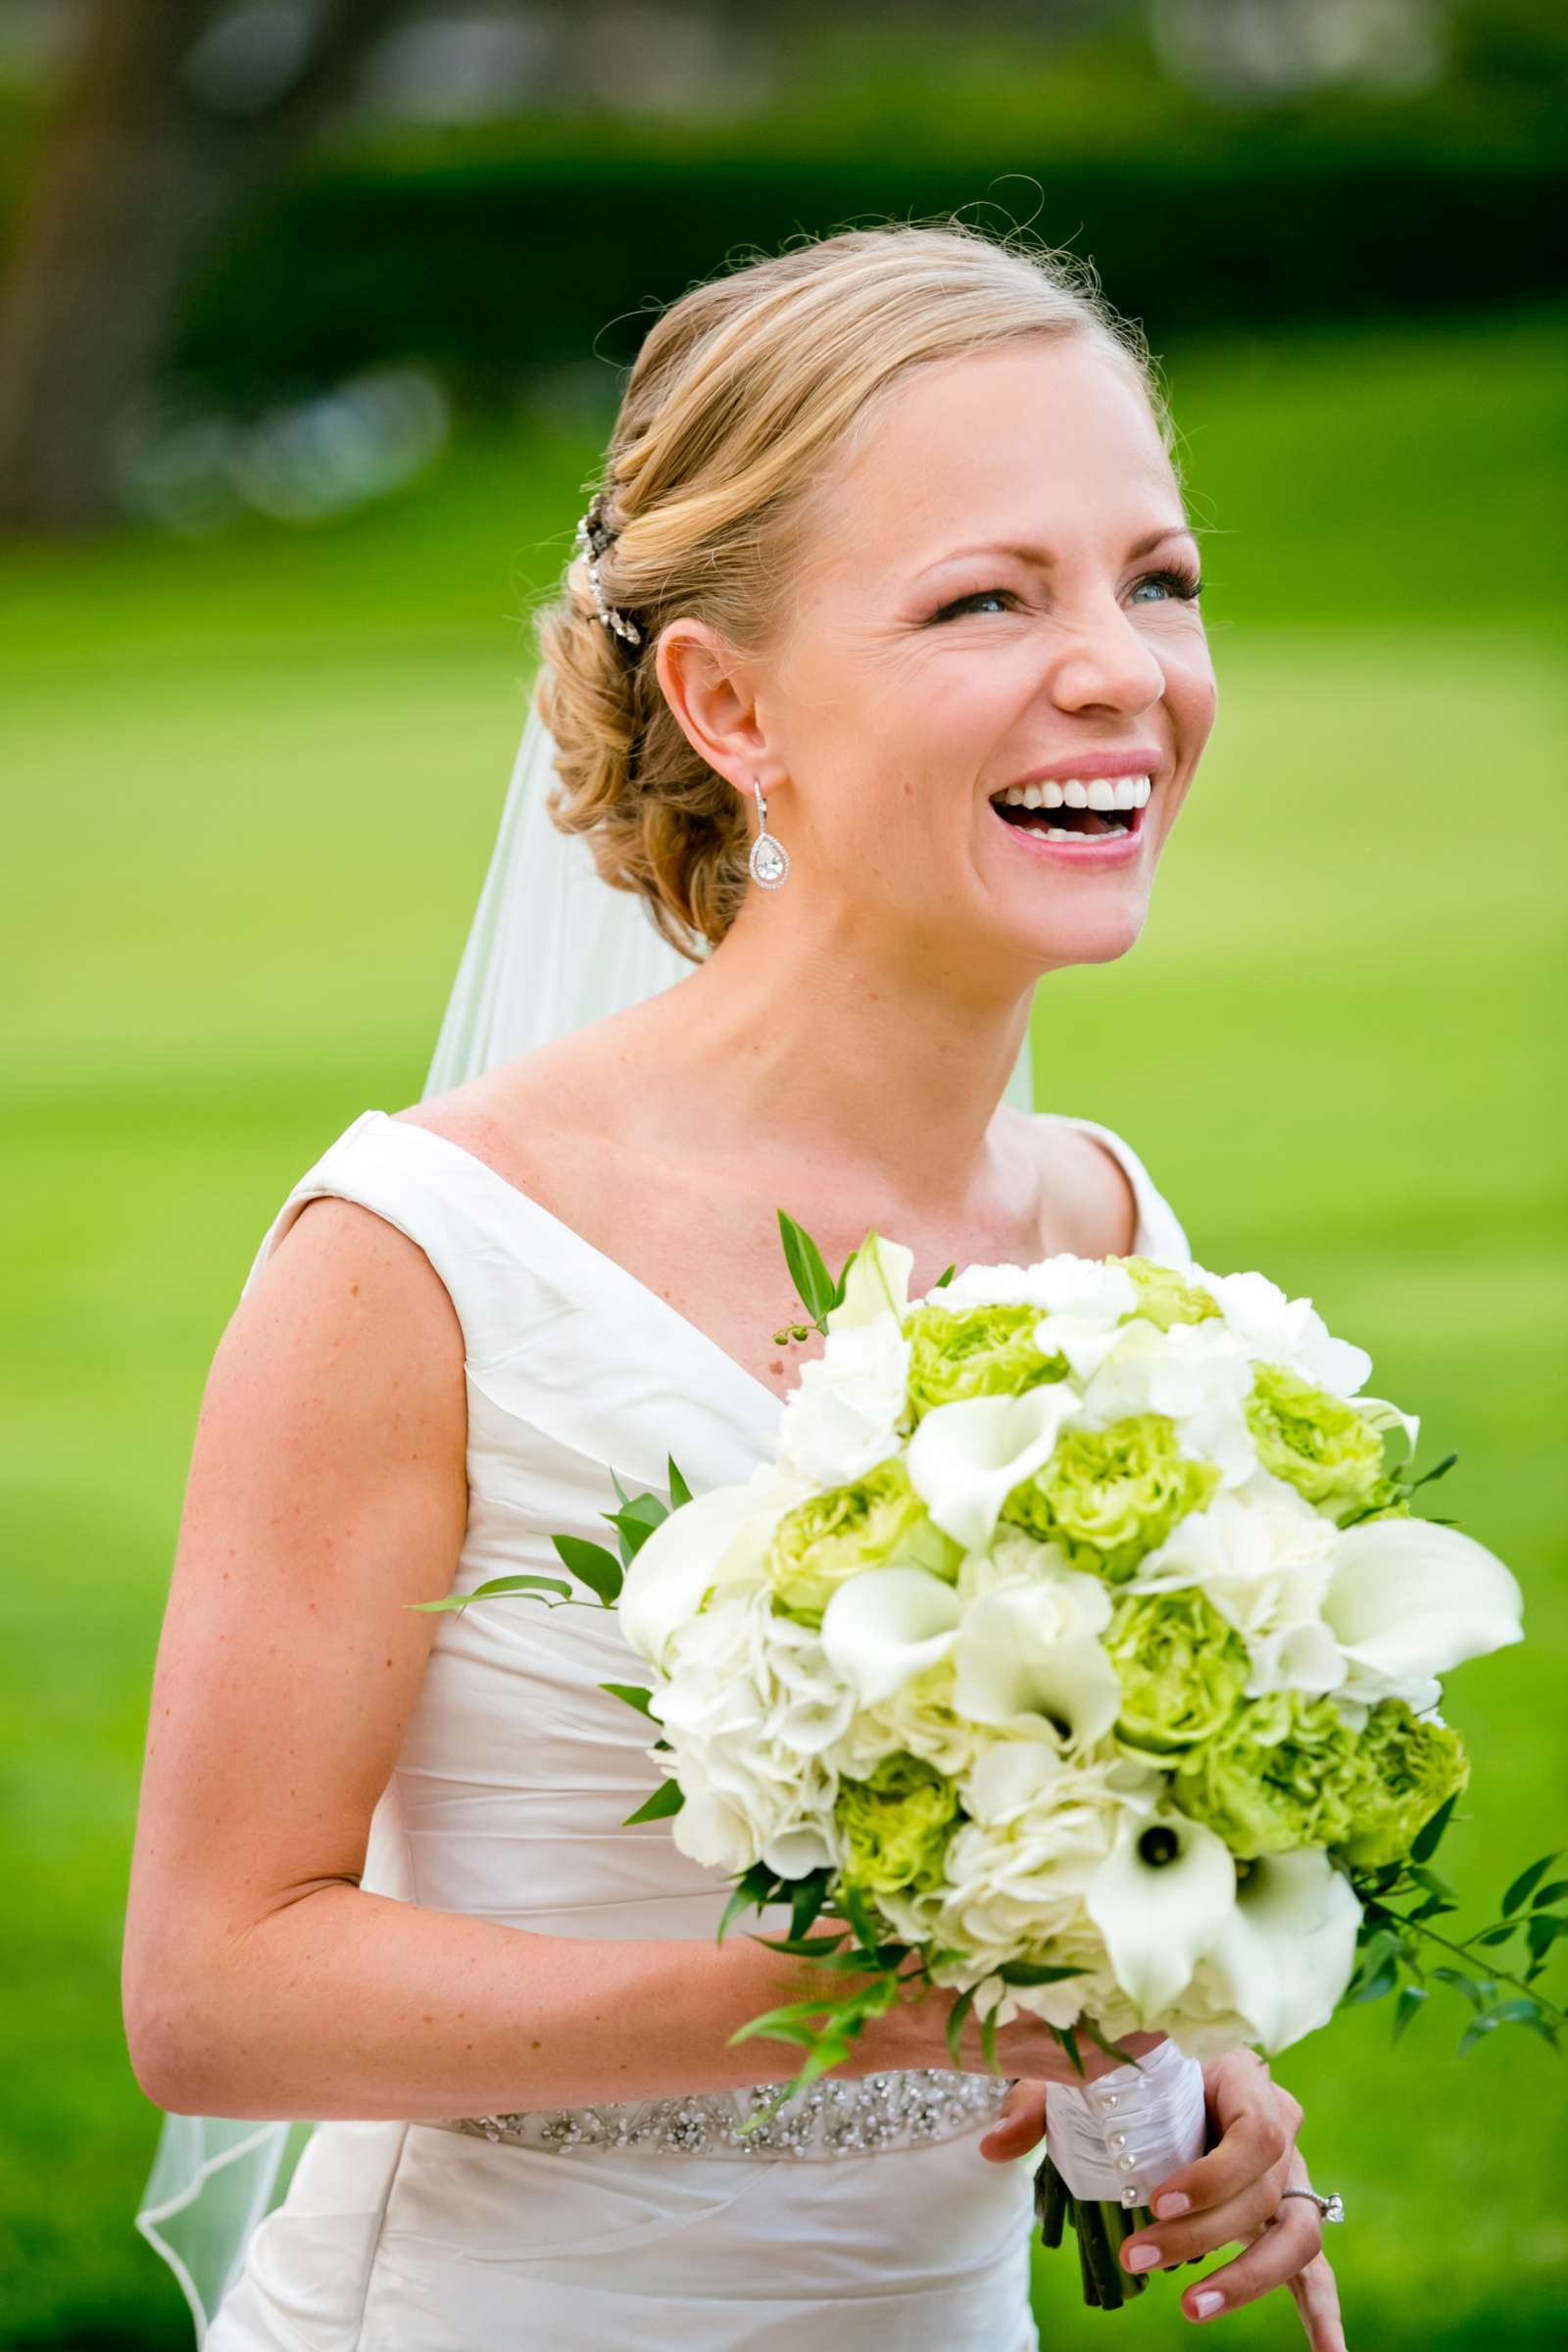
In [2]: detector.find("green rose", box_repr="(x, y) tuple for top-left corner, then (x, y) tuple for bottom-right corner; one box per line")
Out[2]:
(835, 1750), (962, 1901)
(1173, 1690), (1362, 1857)
(1337, 1699), (1471, 1868)
(764, 1453), (961, 1626)
(1246, 1363), (1387, 1513)
(904, 1300), (1067, 1422)
(1106, 1590), (1250, 1754)
(1112, 1254), (1221, 1332)
(1001, 1412), (1220, 1581)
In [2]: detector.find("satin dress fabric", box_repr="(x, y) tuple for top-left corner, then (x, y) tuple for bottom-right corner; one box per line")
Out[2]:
(202, 1106), (1192, 2351)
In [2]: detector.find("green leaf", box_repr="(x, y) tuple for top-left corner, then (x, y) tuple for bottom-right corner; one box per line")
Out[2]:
(790, 1868), (832, 1943)
(667, 1454), (693, 1510)
(599, 1681), (655, 1716)
(1430, 1966), (1490, 2012)
(1532, 1881), (1568, 1911)
(841, 1882), (884, 1958)
(602, 1495), (664, 1567)
(715, 1863), (783, 1944)
(1406, 1448), (1459, 1494)
(932, 1264), (956, 1289)
(1392, 1983), (1428, 2042)
(777, 1209), (839, 1331)
(1055, 2023), (1087, 2079)
(1457, 2013), (1502, 2056)
(749, 1931), (851, 1959)
(996, 1960), (1090, 1986)
(944, 1985), (978, 2068)
(1410, 1864), (1458, 1905)
(1503, 1852), (1563, 1917)
(1410, 1791), (1459, 1865)
(408, 1572), (573, 1612)
(980, 1999), (1000, 2074)
(1346, 1958), (1399, 2006)
(550, 1532), (623, 1605)
(621, 1778), (685, 1825)
(1075, 2015), (1142, 2073)
(1526, 1912), (1568, 1963)
(1471, 1922), (1520, 1947)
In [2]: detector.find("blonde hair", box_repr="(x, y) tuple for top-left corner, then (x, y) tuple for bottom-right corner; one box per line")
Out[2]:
(530, 216), (1181, 962)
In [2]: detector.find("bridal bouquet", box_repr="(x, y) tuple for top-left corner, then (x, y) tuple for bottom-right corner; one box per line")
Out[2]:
(423, 1222), (1563, 2309)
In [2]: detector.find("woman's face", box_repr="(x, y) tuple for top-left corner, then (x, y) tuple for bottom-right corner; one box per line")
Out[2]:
(758, 334), (1217, 983)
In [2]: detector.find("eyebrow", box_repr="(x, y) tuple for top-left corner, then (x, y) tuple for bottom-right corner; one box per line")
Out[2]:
(914, 523), (1200, 579)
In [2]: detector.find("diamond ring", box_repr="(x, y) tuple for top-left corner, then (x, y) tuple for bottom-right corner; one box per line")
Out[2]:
(1279, 2185), (1345, 2224)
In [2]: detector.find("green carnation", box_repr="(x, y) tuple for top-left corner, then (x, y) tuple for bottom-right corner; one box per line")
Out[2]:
(1337, 1699), (1470, 1868)
(1105, 1590), (1250, 1753)
(1246, 1363), (1387, 1512)
(904, 1300), (1067, 1421)
(1002, 1412), (1220, 1581)
(1112, 1255), (1222, 1332)
(835, 1751), (962, 1901)
(1173, 1690), (1364, 1857)
(764, 1454), (960, 1626)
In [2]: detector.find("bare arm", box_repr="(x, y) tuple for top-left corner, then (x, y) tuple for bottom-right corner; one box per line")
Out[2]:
(122, 1193), (1127, 2121)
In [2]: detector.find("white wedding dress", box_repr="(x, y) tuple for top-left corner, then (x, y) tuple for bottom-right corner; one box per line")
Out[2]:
(199, 1102), (1191, 2352)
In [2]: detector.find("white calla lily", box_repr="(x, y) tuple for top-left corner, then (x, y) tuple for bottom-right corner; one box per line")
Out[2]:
(826, 1229), (914, 1333)
(618, 1463), (805, 1671)
(819, 1566), (962, 1706)
(1084, 1808), (1238, 2024)
(1353, 1395), (1421, 1467)
(1200, 1849), (1360, 2052)
(906, 1385), (1078, 1553)
(1321, 1516), (1525, 1705)
(954, 1572), (1121, 1749)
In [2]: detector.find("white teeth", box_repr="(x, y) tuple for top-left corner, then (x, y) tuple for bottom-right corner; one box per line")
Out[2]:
(992, 771), (1153, 811)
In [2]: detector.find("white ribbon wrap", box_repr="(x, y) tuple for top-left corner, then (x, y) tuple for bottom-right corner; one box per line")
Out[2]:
(1044, 2038), (1207, 2206)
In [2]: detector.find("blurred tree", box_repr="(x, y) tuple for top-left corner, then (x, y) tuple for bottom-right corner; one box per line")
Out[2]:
(0, 0), (401, 534)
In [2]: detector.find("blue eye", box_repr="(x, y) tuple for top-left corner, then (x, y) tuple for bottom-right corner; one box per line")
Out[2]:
(932, 588), (1017, 621)
(1132, 565), (1205, 604)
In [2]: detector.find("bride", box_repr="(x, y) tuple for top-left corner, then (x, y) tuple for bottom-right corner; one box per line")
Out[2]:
(124, 220), (1346, 2349)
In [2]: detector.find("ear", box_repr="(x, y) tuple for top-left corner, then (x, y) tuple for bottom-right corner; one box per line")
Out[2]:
(656, 617), (786, 799)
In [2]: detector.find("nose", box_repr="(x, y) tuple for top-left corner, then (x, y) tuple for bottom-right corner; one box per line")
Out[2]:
(1049, 595), (1167, 717)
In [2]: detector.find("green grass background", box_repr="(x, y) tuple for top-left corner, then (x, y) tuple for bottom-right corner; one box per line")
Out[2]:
(2, 301), (1564, 2347)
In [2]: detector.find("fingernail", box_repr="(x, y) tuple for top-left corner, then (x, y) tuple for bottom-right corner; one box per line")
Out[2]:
(1154, 2191), (1191, 2219)
(1125, 2243), (1160, 2274)
(1192, 2289), (1224, 2321)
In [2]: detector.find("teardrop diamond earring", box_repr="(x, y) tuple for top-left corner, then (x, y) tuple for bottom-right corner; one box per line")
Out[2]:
(747, 778), (790, 889)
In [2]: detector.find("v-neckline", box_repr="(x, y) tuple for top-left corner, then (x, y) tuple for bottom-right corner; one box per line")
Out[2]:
(366, 1105), (1155, 1427)
(368, 1109), (787, 1420)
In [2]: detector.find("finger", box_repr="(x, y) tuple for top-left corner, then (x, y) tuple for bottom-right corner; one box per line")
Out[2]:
(978, 2082), (1046, 2161)
(1173, 2203), (1324, 2326)
(1287, 2250), (1348, 2352)
(1147, 2097), (1290, 2221)
(1120, 2158), (1290, 2274)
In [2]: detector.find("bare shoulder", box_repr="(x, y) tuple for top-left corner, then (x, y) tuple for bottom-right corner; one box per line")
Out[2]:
(383, 1053), (582, 1175)
(1007, 1106), (1140, 1259)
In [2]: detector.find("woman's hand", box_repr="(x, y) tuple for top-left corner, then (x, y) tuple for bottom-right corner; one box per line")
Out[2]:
(977, 2049), (1346, 2347)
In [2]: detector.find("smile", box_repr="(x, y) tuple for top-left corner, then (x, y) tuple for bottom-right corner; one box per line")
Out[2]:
(988, 773), (1152, 857)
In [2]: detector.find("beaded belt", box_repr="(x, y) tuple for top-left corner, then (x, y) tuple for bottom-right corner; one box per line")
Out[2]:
(436, 2068), (1013, 2163)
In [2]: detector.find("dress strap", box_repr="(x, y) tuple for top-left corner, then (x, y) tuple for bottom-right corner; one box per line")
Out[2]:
(241, 1106), (530, 1371)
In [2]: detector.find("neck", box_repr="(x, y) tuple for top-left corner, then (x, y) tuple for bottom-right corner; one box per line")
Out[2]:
(617, 894), (1036, 1214)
